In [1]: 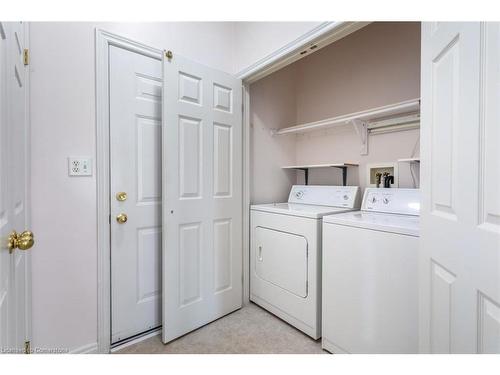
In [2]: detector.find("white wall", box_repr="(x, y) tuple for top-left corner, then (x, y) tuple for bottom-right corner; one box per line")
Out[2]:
(29, 22), (236, 353)
(233, 22), (322, 74)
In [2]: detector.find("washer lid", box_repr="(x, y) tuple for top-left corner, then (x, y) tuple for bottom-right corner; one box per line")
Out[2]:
(323, 210), (420, 236)
(251, 203), (355, 219)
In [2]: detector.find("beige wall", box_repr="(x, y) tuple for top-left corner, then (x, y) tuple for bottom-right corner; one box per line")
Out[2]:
(295, 22), (421, 123)
(250, 65), (298, 204)
(250, 22), (421, 203)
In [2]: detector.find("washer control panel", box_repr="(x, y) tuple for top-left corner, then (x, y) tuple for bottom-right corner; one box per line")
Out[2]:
(362, 188), (420, 215)
(288, 185), (361, 208)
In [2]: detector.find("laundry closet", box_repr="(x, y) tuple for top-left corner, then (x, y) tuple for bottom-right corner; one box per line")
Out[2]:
(247, 22), (422, 353)
(249, 22), (421, 203)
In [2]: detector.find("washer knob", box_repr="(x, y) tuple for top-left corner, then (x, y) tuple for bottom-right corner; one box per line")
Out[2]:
(383, 197), (390, 204)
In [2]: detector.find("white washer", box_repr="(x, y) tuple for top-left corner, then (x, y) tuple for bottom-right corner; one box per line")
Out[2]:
(250, 185), (361, 339)
(322, 188), (420, 353)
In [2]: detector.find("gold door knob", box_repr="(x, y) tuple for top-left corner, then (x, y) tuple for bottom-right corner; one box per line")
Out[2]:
(116, 192), (127, 201)
(8, 230), (35, 254)
(116, 213), (128, 224)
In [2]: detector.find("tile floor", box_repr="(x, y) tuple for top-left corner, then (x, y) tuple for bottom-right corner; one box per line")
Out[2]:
(116, 303), (325, 354)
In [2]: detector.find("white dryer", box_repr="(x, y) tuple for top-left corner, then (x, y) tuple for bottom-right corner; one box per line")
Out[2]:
(322, 188), (420, 353)
(250, 185), (361, 339)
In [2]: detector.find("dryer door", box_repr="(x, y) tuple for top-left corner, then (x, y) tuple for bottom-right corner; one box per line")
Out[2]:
(255, 227), (308, 298)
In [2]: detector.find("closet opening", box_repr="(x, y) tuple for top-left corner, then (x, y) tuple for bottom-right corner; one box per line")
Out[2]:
(248, 21), (421, 205)
(245, 21), (421, 349)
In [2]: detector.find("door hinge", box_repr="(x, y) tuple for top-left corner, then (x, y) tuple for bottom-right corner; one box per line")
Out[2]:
(24, 340), (31, 354)
(23, 49), (29, 66)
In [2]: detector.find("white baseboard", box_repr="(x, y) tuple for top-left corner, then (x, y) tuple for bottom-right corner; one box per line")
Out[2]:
(70, 342), (99, 354)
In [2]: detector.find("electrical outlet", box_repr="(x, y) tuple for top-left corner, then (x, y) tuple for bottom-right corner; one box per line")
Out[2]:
(68, 157), (92, 176)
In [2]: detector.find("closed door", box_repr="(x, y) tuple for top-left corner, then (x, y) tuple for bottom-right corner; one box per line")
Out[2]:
(0, 22), (32, 353)
(110, 45), (162, 343)
(162, 51), (243, 343)
(420, 22), (500, 353)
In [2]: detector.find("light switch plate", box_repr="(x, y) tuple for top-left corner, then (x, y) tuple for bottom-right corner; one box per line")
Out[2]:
(68, 157), (92, 176)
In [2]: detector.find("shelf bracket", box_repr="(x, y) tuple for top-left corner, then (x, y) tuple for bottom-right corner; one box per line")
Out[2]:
(351, 119), (368, 156)
(332, 166), (348, 186)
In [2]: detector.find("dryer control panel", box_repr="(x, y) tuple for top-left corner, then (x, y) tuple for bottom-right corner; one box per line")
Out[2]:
(288, 185), (361, 208)
(362, 188), (420, 216)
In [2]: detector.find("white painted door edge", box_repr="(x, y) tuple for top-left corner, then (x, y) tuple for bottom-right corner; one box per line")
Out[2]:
(95, 28), (163, 354)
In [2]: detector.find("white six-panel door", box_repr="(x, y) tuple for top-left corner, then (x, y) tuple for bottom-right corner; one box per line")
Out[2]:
(0, 21), (31, 353)
(420, 22), (500, 353)
(162, 52), (242, 343)
(110, 45), (163, 343)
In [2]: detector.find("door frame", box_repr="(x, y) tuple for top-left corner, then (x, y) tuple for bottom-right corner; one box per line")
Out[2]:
(95, 29), (163, 354)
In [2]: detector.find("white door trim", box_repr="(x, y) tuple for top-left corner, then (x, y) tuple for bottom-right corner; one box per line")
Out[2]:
(95, 29), (162, 354)
(240, 21), (369, 304)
